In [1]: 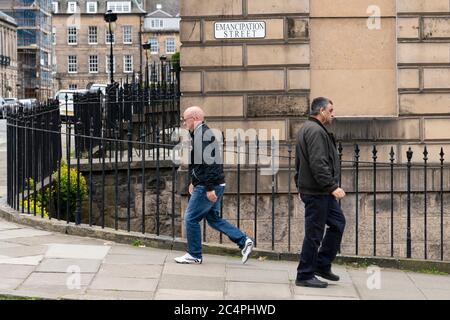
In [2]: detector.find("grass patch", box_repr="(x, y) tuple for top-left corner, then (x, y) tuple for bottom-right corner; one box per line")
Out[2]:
(132, 239), (143, 247)
(0, 295), (42, 300)
(415, 268), (449, 276)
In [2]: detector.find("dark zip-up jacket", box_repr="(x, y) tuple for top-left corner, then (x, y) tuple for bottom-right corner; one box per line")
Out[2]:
(294, 117), (340, 195)
(189, 122), (225, 191)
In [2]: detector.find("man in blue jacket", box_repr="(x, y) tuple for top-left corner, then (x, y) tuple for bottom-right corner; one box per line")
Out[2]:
(294, 97), (346, 288)
(175, 106), (253, 264)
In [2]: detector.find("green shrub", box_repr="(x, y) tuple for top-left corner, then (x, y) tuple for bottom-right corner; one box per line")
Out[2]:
(24, 161), (88, 221)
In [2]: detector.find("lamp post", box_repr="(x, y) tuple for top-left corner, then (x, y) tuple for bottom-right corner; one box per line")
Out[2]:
(104, 10), (117, 84)
(142, 41), (151, 89)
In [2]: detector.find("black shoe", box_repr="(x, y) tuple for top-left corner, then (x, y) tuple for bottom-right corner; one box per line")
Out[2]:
(295, 276), (328, 288)
(315, 268), (340, 282)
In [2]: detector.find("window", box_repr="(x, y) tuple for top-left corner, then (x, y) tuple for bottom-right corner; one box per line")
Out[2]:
(86, 1), (97, 13)
(67, 1), (77, 13)
(105, 29), (114, 44)
(166, 38), (175, 54)
(89, 55), (98, 73)
(123, 55), (133, 73)
(52, 27), (56, 45)
(67, 26), (77, 45)
(107, 1), (131, 13)
(52, 2), (58, 13)
(68, 55), (77, 73)
(88, 26), (97, 44)
(151, 19), (164, 29)
(69, 84), (77, 90)
(149, 38), (158, 54)
(106, 55), (116, 73)
(123, 26), (132, 44)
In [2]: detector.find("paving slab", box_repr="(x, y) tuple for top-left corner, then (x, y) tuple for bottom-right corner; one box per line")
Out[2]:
(63, 289), (155, 300)
(89, 275), (158, 292)
(0, 221), (22, 230)
(225, 281), (292, 300)
(0, 278), (24, 290)
(154, 289), (223, 300)
(97, 264), (163, 279)
(103, 254), (166, 265)
(226, 266), (290, 284)
(0, 255), (44, 266)
(0, 245), (48, 258)
(420, 289), (450, 300)
(36, 258), (102, 273)
(406, 272), (450, 291)
(20, 272), (95, 288)
(109, 245), (170, 256)
(293, 282), (359, 299)
(163, 262), (225, 277)
(0, 229), (52, 240)
(159, 274), (225, 292)
(0, 264), (36, 279)
(45, 244), (111, 260)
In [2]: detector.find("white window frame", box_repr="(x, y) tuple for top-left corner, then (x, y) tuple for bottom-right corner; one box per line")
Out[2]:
(165, 38), (176, 54)
(68, 55), (77, 73)
(123, 25), (132, 44)
(67, 26), (77, 45)
(52, 27), (56, 45)
(149, 38), (158, 54)
(67, 1), (77, 14)
(123, 55), (133, 73)
(86, 1), (97, 14)
(105, 30), (115, 44)
(106, 55), (116, 73)
(88, 26), (97, 44)
(69, 84), (78, 90)
(52, 2), (58, 13)
(89, 55), (98, 73)
(107, 1), (131, 13)
(151, 19), (164, 29)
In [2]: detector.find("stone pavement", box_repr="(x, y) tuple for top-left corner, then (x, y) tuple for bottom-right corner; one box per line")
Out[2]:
(0, 219), (449, 300)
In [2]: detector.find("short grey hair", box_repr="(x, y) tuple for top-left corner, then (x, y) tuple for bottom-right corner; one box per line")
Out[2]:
(310, 97), (333, 116)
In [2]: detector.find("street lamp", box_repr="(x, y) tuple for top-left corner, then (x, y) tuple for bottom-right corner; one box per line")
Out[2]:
(142, 41), (151, 89)
(104, 9), (117, 84)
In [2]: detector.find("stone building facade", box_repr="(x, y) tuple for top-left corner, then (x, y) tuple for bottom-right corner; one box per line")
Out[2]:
(178, 1), (450, 259)
(52, 0), (145, 91)
(180, 0), (450, 163)
(142, 0), (180, 64)
(0, 11), (17, 98)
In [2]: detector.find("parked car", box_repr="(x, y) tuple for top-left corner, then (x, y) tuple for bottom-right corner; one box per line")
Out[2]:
(54, 89), (88, 121)
(0, 97), (6, 119)
(18, 98), (38, 111)
(88, 83), (107, 95)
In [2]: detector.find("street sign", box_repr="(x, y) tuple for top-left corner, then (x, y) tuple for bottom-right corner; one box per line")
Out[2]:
(214, 21), (266, 39)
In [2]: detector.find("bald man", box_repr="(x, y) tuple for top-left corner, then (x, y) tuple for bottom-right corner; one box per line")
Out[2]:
(174, 106), (254, 264)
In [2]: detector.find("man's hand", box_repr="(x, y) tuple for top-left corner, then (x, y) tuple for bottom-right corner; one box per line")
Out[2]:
(207, 190), (218, 203)
(332, 187), (346, 200)
(188, 183), (194, 195)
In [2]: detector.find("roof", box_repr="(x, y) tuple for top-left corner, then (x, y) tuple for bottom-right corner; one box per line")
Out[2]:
(145, 0), (179, 17)
(0, 10), (17, 26)
(54, 0), (146, 15)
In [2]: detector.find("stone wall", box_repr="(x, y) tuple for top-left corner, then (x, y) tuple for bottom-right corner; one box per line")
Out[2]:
(180, 0), (450, 161)
(78, 161), (182, 236)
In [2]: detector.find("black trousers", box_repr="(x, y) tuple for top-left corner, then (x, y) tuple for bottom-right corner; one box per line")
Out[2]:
(297, 194), (346, 280)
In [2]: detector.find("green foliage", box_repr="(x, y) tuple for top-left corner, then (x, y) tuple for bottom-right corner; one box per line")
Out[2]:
(23, 161), (88, 221)
(132, 239), (142, 247)
(21, 198), (49, 218)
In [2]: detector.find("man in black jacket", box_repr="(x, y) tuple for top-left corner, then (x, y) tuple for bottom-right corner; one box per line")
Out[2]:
(294, 97), (346, 288)
(174, 106), (253, 264)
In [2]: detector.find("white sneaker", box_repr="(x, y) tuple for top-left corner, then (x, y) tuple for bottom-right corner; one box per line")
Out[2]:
(174, 253), (202, 264)
(241, 238), (254, 264)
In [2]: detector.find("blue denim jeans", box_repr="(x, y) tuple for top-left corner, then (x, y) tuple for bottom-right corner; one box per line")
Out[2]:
(184, 184), (247, 259)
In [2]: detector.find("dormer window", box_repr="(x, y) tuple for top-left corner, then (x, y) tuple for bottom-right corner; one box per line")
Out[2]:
(87, 1), (97, 14)
(67, 1), (77, 14)
(151, 19), (164, 29)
